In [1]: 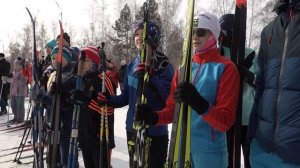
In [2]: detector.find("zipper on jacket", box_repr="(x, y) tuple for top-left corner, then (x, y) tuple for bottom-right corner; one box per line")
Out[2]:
(273, 24), (289, 152)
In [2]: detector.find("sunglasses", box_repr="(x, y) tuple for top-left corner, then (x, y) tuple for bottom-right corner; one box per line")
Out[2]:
(193, 28), (209, 37)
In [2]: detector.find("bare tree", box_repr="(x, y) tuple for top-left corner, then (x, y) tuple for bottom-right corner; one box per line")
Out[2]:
(8, 41), (21, 65)
(208, 0), (235, 16)
(20, 25), (32, 60)
(158, 0), (184, 66)
(248, 0), (276, 50)
(36, 21), (49, 56)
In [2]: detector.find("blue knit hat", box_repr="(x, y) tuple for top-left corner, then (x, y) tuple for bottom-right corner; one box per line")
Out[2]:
(51, 46), (72, 62)
(45, 40), (57, 49)
(134, 20), (161, 49)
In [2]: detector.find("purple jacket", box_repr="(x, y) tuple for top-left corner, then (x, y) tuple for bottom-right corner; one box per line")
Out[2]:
(10, 71), (27, 97)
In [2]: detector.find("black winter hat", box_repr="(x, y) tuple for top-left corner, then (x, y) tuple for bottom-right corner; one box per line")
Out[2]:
(219, 14), (234, 46)
(57, 33), (70, 45)
(273, 0), (289, 14)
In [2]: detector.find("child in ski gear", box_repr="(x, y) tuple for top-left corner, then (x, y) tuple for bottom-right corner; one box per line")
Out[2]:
(56, 33), (79, 62)
(34, 46), (77, 167)
(219, 13), (256, 168)
(248, 1), (300, 167)
(10, 57), (28, 123)
(118, 59), (127, 91)
(70, 46), (117, 168)
(136, 12), (240, 168)
(0, 53), (11, 115)
(39, 39), (56, 90)
(97, 20), (174, 168)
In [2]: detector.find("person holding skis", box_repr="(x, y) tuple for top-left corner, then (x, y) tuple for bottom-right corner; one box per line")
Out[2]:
(0, 53), (11, 115)
(9, 57), (28, 123)
(248, 1), (300, 167)
(97, 20), (174, 168)
(70, 46), (117, 168)
(218, 13), (256, 168)
(56, 33), (79, 62)
(135, 12), (240, 168)
(34, 46), (77, 167)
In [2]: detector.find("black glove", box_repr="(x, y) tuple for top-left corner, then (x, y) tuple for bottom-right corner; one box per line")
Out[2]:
(135, 104), (158, 125)
(30, 86), (43, 101)
(69, 89), (89, 105)
(35, 92), (50, 107)
(238, 66), (255, 86)
(97, 92), (111, 106)
(174, 82), (209, 115)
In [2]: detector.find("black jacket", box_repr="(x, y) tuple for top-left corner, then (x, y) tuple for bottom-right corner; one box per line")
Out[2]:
(0, 58), (11, 99)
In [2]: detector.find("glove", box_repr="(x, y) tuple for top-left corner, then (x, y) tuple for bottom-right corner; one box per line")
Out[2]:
(174, 82), (209, 115)
(135, 63), (146, 77)
(135, 63), (155, 77)
(30, 88), (50, 106)
(238, 66), (255, 86)
(135, 104), (158, 125)
(30, 86), (43, 102)
(69, 89), (89, 105)
(97, 92), (110, 105)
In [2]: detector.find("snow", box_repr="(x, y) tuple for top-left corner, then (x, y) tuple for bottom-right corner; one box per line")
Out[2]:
(0, 89), (245, 167)
(0, 93), (130, 167)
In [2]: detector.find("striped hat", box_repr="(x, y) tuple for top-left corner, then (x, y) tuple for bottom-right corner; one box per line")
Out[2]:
(81, 46), (101, 65)
(50, 46), (72, 63)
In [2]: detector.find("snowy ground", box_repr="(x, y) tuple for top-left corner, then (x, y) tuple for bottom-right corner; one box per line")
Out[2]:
(0, 89), (244, 168)
(0, 93), (129, 168)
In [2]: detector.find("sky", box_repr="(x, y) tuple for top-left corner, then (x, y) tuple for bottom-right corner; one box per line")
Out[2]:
(0, 0), (210, 54)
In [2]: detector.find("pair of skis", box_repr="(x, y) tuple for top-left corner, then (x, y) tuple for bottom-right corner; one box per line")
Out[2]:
(166, 0), (194, 167)
(230, 0), (247, 168)
(98, 43), (112, 168)
(66, 45), (86, 168)
(133, 2), (152, 168)
(47, 20), (64, 168)
(26, 7), (45, 168)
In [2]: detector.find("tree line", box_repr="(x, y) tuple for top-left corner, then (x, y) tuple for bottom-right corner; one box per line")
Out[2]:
(6, 0), (276, 67)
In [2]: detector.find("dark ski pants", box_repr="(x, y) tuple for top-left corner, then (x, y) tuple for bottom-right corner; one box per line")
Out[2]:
(227, 125), (251, 168)
(59, 117), (78, 168)
(0, 98), (7, 112)
(126, 131), (168, 168)
(81, 145), (112, 168)
(10, 96), (25, 122)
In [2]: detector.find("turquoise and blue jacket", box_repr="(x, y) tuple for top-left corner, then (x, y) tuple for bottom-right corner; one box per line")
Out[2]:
(158, 49), (240, 152)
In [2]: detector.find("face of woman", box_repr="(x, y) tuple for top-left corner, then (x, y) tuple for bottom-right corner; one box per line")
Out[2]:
(14, 63), (21, 71)
(192, 28), (212, 52)
(135, 29), (143, 50)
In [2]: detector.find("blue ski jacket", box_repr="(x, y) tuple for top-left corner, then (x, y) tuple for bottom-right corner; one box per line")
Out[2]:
(248, 6), (300, 165)
(158, 49), (240, 152)
(109, 55), (174, 136)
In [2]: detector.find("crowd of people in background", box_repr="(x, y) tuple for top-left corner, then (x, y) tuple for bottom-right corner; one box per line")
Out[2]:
(0, 1), (299, 168)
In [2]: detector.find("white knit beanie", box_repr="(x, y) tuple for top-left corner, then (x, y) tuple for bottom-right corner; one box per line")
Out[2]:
(193, 12), (221, 43)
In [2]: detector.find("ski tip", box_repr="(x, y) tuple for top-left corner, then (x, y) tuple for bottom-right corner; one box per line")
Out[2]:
(236, 0), (247, 7)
